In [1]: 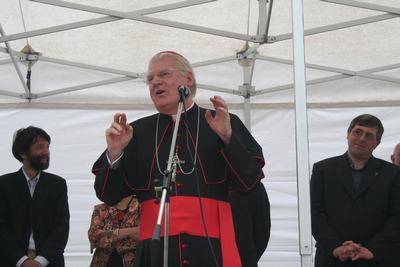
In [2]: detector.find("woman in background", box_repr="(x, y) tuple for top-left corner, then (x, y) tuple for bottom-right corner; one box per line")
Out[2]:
(88, 194), (140, 267)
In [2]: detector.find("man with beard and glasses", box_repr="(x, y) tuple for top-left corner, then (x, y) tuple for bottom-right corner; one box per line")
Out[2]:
(311, 114), (400, 267)
(0, 126), (70, 267)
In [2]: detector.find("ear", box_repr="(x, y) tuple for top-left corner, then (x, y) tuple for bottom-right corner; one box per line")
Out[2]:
(391, 155), (395, 163)
(185, 71), (194, 87)
(20, 152), (27, 160)
(20, 152), (29, 164)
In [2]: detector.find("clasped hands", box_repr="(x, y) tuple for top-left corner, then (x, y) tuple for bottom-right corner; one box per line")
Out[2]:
(333, 241), (374, 262)
(21, 259), (42, 267)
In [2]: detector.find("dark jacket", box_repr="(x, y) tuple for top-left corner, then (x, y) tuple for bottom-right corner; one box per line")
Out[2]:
(311, 153), (400, 267)
(230, 181), (271, 267)
(0, 169), (70, 267)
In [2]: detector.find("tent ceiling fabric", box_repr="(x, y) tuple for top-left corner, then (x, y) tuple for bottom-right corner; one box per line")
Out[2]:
(0, 0), (399, 107)
(1, 1), (399, 266)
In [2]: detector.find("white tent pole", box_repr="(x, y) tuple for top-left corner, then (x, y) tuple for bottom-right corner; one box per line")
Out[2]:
(0, 89), (22, 98)
(256, 74), (348, 95)
(37, 77), (133, 97)
(321, 0), (400, 14)
(40, 56), (140, 78)
(191, 56), (236, 68)
(254, 59), (400, 95)
(274, 13), (397, 42)
(30, 0), (257, 42)
(0, 0), (215, 43)
(240, 55), (256, 130)
(291, 1), (313, 267)
(243, 98), (251, 130)
(258, 55), (400, 75)
(0, 25), (31, 98)
(196, 83), (241, 95)
(258, 0), (268, 40)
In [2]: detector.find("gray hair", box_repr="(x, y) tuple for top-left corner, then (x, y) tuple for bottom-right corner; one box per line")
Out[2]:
(149, 51), (197, 96)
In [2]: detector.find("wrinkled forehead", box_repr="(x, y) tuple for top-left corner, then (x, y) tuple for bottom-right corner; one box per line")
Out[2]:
(147, 56), (177, 74)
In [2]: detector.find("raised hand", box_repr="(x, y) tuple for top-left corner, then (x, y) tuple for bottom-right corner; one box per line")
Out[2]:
(205, 96), (232, 145)
(106, 113), (133, 161)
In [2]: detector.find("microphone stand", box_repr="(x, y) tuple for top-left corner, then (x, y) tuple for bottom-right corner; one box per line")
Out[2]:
(151, 94), (186, 267)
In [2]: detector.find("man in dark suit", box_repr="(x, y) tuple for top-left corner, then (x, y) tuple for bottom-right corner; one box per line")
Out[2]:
(230, 181), (271, 267)
(0, 126), (70, 267)
(311, 114), (400, 267)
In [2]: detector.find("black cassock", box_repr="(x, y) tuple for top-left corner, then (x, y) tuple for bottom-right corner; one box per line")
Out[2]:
(93, 104), (265, 267)
(230, 181), (271, 267)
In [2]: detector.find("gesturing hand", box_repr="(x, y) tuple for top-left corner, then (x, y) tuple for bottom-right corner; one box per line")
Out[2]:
(106, 113), (133, 162)
(205, 96), (232, 145)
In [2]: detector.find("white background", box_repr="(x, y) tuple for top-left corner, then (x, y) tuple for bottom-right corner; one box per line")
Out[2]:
(1, 0), (399, 266)
(1, 106), (399, 266)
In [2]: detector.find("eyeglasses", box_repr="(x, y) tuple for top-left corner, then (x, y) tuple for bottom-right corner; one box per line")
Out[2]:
(146, 68), (186, 84)
(351, 128), (377, 142)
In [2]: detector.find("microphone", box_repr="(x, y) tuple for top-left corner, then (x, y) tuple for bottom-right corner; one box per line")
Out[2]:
(178, 85), (191, 102)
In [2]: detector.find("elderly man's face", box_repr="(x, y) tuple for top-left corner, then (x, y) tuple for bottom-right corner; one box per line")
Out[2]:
(347, 125), (380, 161)
(147, 57), (193, 115)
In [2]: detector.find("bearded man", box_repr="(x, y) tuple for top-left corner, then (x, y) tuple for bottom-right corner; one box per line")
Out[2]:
(0, 126), (70, 267)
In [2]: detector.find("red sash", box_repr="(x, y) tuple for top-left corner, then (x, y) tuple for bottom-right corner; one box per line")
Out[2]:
(140, 196), (241, 267)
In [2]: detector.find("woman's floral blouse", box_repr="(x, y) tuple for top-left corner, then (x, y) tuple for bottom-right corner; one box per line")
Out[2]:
(88, 197), (140, 267)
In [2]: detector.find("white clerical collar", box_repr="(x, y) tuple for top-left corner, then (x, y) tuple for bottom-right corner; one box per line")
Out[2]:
(171, 102), (195, 121)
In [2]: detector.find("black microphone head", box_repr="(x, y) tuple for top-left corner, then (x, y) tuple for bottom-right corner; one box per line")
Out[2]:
(178, 85), (191, 97)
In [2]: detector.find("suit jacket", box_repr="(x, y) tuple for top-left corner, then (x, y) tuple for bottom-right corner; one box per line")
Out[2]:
(230, 181), (271, 267)
(0, 168), (70, 267)
(311, 153), (400, 267)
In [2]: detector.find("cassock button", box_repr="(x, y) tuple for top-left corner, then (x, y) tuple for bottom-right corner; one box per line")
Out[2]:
(182, 259), (190, 265)
(176, 182), (184, 187)
(181, 243), (188, 249)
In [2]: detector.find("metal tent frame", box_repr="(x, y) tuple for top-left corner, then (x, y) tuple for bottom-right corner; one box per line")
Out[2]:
(1, 1), (399, 266)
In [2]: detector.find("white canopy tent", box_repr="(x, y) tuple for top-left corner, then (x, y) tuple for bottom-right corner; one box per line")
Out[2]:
(0, 0), (399, 266)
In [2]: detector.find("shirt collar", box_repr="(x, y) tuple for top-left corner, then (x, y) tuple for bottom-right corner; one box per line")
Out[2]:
(171, 101), (195, 121)
(345, 152), (372, 171)
(22, 167), (41, 182)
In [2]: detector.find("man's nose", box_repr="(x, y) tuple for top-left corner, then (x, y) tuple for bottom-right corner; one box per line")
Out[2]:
(151, 74), (163, 84)
(359, 133), (368, 141)
(43, 147), (50, 155)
